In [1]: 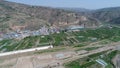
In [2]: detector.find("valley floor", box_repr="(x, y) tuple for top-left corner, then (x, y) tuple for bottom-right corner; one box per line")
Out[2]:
(0, 42), (120, 68)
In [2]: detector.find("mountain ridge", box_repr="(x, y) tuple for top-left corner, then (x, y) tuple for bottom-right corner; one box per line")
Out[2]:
(0, 0), (101, 33)
(59, 7), (120, 25)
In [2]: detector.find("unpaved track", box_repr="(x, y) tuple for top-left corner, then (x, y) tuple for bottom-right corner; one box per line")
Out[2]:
(61, 45), (115, 64)
(0, 42), (120, 68)
(14, 57), (33, 68)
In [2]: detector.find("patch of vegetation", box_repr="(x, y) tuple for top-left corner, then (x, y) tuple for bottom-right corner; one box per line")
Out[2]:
(64, 61), (82, 68)
(81, 61), (96, 68)
(0, 3), (15, 10)
(35, 47), (65, 54)
(88, 51), (107, 58)
(84, 47), (100, 51)
(102, 50), (118, 68)
(76, 47), (100, 51)
(1, 27), (120, 52)
(74, 43), (87, 47)
(64, 58), (96, 68)
(110, 36), (120, 42)
(65, 50), (118, 68)
(63, 57), (88, 68)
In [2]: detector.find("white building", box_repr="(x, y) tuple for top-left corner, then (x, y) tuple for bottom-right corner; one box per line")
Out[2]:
(39, 26), (49, 35)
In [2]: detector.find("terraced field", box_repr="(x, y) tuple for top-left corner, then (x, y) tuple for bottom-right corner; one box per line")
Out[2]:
(64, 50), (118, 68)
(0, 27), (120, 53)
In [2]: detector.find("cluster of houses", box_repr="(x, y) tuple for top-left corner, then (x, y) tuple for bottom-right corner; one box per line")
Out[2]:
(0, 25), (84, 40)
(1, 26), (60, 40)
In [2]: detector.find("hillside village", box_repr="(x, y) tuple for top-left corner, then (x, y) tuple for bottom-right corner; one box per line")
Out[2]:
(0, 0), (120, 68)
(0, 25), (85, 40)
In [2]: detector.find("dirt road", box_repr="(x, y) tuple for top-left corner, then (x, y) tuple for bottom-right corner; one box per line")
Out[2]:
(0, 42), (119, 68)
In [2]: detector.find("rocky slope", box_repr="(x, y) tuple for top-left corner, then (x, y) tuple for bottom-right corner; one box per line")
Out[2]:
(0, 0), (100, 33)
(61, 7), (120, 25)
(92, 7), (120, 24)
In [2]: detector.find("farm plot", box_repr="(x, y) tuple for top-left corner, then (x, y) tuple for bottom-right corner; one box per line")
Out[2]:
(0, 27), (120, 52)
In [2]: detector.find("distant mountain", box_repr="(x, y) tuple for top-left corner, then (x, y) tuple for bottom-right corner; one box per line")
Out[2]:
(61, 7), (120, 24)
(0, 0), (120, 33)
(110, 17), (120, 24)
(0, 0), (100, 33)
(57, 7), (91, 13)
(92, 7), (120, 24)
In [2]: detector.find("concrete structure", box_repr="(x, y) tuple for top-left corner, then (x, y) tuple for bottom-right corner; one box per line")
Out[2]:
(39, 26), (49, 35)
(67, 25), (84, 32)
(96, 59), (108, 68)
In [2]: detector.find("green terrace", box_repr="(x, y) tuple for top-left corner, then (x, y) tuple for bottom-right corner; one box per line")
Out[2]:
(64, 50), (118, 68)
(0, 27), (120, 52)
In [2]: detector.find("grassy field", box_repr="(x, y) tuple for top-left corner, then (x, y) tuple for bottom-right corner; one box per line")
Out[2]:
(76, 47), (100, 51)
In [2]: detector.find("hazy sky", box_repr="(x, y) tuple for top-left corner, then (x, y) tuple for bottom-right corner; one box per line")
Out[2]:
(6, 0), (120, 9)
